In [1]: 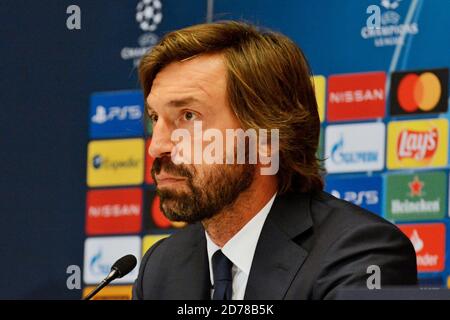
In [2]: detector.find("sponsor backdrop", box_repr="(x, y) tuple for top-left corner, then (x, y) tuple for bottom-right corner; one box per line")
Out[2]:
(1, 0), (449, 299)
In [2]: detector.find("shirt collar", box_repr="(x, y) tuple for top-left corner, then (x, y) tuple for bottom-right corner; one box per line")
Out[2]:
(205, 192), (277, 282)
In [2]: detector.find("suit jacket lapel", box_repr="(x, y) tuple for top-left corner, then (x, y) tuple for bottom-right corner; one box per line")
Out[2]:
(244, 192), (313, 299)
(165, 224), (211, 299)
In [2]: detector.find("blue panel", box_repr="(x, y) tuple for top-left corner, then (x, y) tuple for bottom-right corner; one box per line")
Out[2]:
(89, 91), (144, 139)
(325, 175), (383, 216)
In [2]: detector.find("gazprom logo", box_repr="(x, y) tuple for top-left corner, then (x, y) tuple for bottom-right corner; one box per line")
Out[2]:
(325, 122), (385, 173)
(331, 135), (379, 165)
(83, 236), (141, 285)
(89, 250), (110, 277)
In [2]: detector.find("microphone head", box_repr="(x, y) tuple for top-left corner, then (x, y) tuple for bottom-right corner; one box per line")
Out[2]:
(111, 254), (137, 278)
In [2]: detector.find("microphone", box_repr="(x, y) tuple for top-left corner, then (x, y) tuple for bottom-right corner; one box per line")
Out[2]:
(83, 254), (137, 300)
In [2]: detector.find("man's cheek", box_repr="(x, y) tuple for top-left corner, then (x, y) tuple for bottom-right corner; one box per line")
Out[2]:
(170, 128), (194, 165)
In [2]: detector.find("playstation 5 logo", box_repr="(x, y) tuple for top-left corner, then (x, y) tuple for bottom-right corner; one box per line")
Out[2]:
(89, 91), (145, 139)
(91, 105), (142, 124)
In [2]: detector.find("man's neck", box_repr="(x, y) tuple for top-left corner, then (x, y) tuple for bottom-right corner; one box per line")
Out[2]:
(202, 175), (278, 247)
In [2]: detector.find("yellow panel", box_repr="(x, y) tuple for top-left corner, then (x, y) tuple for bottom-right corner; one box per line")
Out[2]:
(87, 138), (144, 187)
(142, 234), (170, 256)
(83, 285), (132, 300)
(313, 75), (326, 123)
(387, 119), (448, 169)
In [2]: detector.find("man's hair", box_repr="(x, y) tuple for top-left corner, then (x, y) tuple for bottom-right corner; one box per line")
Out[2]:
(139, 21), (323, 194)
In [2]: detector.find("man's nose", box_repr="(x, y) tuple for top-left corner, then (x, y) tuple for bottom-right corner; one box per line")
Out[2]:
(148, 118), (174, 158)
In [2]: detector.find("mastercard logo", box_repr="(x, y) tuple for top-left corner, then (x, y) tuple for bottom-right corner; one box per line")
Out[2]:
(397, 72), (442, 112)
(390, 68), (448, 116)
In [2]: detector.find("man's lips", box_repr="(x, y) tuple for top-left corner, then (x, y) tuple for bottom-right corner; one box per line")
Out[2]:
(155, 174), (187, 186)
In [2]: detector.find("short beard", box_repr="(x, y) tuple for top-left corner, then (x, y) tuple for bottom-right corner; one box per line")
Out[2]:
(152, 157), (255, 224)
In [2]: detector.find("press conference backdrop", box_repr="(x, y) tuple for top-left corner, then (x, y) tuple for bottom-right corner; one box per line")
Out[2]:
(1, 0), (449, 299)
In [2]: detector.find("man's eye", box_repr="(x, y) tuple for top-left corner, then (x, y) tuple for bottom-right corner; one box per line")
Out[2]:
(183, 111), (197, 121)
(149, 113), (158, 123)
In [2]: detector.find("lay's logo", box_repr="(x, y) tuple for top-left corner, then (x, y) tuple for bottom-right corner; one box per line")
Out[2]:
(387, 119), (448, 169)
(397, 128), (438, 161)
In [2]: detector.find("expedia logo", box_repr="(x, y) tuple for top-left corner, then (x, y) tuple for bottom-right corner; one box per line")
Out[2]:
(390, 68), (448, 116)
(87, 139), (144, 187)
(387, 119), (448, 169)
(93, 155), (103, 169)
(91, 155), (140, 171)
(396, 128), (438, 161)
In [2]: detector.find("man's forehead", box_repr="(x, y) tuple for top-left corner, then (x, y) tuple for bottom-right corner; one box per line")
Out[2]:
(147, 53), (226, 106)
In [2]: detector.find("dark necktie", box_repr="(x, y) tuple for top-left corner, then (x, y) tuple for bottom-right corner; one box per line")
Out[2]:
(212, 250), (233, 300)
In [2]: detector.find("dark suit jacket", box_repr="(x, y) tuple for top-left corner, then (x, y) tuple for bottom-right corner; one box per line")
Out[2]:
(133, 191), (418, 300)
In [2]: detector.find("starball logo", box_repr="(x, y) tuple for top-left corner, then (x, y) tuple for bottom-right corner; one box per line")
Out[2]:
(121, 0), (163, 67)
(387, 119), (448, 169)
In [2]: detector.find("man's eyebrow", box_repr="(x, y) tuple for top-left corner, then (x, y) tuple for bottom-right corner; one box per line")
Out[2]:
(147, 96), (201, 112)
(167, 97), (201, 107)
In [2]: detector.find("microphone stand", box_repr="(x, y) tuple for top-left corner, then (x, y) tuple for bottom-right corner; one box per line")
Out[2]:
(83, 269), (119, 300)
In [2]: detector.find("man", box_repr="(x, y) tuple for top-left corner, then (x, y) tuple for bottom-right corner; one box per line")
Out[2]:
(132, 21), (417, 300)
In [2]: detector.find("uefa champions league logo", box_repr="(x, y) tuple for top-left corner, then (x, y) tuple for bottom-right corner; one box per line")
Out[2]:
(121, 0), (163, 66)
(362, 0), (418, 47)
(136, 0), (163, 32)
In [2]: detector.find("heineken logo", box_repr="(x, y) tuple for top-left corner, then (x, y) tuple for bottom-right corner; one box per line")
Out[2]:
(391, 198), (440, 215)
(386, 171), (446, 222)
(396, 128), (438, 161)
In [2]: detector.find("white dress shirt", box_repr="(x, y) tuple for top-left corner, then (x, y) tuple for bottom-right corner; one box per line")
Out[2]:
(205, 193), (277, 300)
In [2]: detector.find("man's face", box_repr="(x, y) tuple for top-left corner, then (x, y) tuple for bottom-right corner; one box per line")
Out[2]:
(147, 54), (255, 223)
